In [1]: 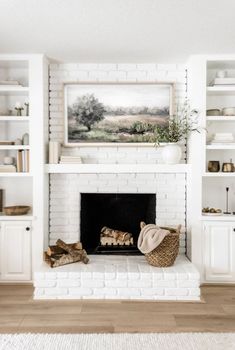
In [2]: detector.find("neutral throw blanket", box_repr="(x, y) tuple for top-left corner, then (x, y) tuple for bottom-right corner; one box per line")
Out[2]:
(137, 224), (170, 254)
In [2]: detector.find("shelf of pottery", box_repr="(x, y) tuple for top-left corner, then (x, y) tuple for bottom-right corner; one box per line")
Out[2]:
(202, 60), (235, 217)
(0, 59), (32, 218)
(0, 61), (30, 175)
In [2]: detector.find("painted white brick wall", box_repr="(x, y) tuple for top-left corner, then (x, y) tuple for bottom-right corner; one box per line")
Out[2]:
(49, 172), (186, 253)
(49, 63), (187, 251)
(34, 255), (200, 301)
(49, 63), (187, 164)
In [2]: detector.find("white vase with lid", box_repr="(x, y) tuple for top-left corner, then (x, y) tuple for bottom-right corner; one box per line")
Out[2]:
(161, 143), (182, 164)
(22, 133), (29, 145)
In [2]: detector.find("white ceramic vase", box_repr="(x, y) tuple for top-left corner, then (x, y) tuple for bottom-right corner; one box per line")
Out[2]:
(161, 143), (182, 164)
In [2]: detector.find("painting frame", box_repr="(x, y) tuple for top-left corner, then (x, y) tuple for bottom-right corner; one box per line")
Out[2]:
(63, 82), (175, 146)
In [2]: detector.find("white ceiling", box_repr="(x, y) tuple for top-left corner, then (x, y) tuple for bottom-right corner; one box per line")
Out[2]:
(0, 0), (235, 63)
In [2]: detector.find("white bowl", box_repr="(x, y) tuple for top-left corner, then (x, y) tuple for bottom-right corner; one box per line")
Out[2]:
(222, 107), (235, 116)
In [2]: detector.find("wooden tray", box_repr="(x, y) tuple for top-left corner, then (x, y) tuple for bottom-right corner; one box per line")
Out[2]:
(3, 206), (31, 215)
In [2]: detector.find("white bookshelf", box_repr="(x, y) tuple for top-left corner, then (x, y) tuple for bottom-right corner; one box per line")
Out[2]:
(207, 86), (235, 95)
(205, 58), (235, 208)
(0, 116), (30, 121)
(206, 144), (235, 150)
(206, 116), (235, 121)
(0, 145), (30, 150)
(188, 55), (235, 283)
(0, 86), (29, 93)
(0, 173), (32, 177)
(200, 215), (235, 221)
(203, 172), (235, 177)
(0, 54), (49, 281)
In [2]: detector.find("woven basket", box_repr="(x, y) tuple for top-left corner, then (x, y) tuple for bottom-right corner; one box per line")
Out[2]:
(145, 226), (181, 267)
(3, 206), (31, 216)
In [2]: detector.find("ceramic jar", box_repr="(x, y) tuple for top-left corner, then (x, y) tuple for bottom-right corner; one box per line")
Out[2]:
(161, 143), (182, 164)
(22, 133), (29, 145)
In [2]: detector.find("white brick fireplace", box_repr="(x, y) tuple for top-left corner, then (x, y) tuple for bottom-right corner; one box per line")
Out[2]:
(33, 62), (201, 301)
(47, 62), (188, 241)
(49, 171), (187, 252)
(34, 164), (201, 301)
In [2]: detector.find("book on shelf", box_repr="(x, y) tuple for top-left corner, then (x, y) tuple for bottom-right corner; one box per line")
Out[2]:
(0, 189), (3, 211)
(16, 150), (30, 172)
(0, 80), (20, 86)
(213, 78), (235, 85)
(59, 161), (82, 164)
(59, 155), (82, 164)
(0, 141), (14, 145)
(0, 165), (16, 173)
(49, 141), (61, 164)
(210, 142), (235, 145)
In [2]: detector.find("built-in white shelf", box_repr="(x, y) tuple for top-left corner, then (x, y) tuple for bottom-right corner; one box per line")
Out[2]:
(207, 86), (235, 95)
(203, 172), (235, 177)
(0, 214), (34, 221)
(0, 54), (48, 282)
(45, 163), (191, 174)
(206, 116), (235, 121)
(206, 144), (235, 150)
(201, 214), (235, 222)
(0, 172), (32, 177)
(0, 86), (29, 95)
(0, 145), (30, 150)
(0, 116), (29, 121)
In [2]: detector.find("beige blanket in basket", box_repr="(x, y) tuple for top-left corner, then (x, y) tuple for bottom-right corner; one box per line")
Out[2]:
(137, 224), (170, 254)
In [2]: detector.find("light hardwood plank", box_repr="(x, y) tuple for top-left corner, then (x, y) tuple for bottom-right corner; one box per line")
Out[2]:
(174, 314), (235, 332)
(0, 284), (234, 333)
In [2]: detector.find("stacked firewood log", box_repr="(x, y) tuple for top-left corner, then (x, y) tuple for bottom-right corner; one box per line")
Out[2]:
(100, 226), (133, 246)
(44, 239), (89, 268)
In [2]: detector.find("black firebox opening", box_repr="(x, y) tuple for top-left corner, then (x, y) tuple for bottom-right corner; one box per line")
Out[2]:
(80, 193), (156, 254)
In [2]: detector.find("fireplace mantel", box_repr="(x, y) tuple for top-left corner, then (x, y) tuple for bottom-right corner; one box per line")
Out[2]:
(45, 163), (191, 174)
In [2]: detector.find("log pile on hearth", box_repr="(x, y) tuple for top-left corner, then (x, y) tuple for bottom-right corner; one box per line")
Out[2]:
(100, 226), (133, 246)
(44, 239), (89, 268)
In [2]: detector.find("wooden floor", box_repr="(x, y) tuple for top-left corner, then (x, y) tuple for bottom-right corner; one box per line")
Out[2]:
(0, 284), (235, 333)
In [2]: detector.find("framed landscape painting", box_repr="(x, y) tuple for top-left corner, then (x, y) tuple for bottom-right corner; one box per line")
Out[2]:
(64, 82), (174, 145)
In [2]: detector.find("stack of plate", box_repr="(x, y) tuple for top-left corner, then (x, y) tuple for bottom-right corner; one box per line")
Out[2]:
(206, 107), (235, 116)
(206, 109), (221, 116)
(210, 133), (234, 144)
(213, 77), (235, 85)
(222, 107), (235, 116)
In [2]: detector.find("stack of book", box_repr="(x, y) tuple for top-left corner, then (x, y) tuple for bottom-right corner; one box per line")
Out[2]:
(213, 78), (235, 86)
(49, 141), (61, 164)
(16, 150), (30, 172)
(0, 80), (21, 87)
(60, 155), (82, 164)
(0, 165), (16, 173)
(210, 133), (235, 145)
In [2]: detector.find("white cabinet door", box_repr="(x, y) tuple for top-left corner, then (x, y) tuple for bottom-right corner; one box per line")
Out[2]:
(0, 221), (31, 281)
(204, 222), (235, 282)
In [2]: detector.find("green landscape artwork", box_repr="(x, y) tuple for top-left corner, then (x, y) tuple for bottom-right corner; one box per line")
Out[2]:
(64, 83), (173, 144)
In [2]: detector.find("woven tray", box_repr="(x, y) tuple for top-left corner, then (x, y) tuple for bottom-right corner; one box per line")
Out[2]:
(3, 206), (31, 216)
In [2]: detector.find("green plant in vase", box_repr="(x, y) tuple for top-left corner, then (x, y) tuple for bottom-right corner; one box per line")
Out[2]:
(154, 102), (199, 164)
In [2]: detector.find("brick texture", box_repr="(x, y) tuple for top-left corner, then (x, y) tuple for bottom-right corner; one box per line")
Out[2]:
(48, 63), (188, 250)
(34, 255), (200, 301)
(49, 172), (187, 251)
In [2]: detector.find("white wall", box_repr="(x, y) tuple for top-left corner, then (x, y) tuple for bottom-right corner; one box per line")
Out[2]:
(49, 63), (187, 253)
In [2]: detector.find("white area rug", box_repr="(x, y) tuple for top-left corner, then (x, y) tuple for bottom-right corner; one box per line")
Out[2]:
(0, 333), (235, 350)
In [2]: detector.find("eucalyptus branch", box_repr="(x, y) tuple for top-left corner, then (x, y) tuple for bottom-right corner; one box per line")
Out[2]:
(154, 102), (199, 145)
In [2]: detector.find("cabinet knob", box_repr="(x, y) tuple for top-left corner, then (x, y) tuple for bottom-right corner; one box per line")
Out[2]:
(26, 227), (30, 231)
(233, 228), (235, 232)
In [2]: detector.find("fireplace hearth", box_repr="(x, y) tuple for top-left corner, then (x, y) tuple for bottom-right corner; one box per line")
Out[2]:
(80, 193), (156, 254)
